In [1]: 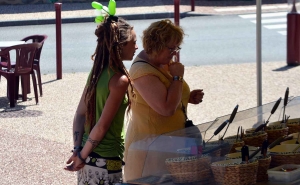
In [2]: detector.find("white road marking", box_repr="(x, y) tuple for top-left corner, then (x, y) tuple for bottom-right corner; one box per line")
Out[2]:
(239, 12), (287, 19)
(278, 31), (287, 35)
(215, 5), (284, 12)
(238, 12), (288, 36)
(251, 18), (286, 24)
(264, 24), (287, 29)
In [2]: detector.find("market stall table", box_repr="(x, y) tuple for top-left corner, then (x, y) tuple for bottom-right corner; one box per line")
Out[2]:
(124, 97), (300, 185)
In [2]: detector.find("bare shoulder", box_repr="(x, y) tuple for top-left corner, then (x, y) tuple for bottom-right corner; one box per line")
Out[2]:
(109, 73), (129, 91)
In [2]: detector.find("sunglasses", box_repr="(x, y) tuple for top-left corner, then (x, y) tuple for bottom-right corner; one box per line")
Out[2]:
(166, 46), (181, 54)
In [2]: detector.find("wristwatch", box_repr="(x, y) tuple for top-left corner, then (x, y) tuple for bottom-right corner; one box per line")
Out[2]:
(173, 76), (183, 82)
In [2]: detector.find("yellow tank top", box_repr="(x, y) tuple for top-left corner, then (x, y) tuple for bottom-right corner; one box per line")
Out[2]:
(124, 57), (190, 181)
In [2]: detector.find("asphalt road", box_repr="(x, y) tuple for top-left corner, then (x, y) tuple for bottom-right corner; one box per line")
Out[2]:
(0, 15), (286, 74)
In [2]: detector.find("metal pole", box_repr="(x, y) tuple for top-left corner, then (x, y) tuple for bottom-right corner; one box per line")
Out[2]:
(191, 0), (195, 11)
(287, 0), (300, 66)
(55, 3), (62, 79)
(256, 0), (262, 106)
(174, 0), (180, 62)
(174, 0), (180, 26)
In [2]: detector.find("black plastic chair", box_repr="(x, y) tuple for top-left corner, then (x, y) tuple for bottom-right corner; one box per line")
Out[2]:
(0, 43), (40, 107)
(21, 35), (48, 96)
(0, 35), (48, 97)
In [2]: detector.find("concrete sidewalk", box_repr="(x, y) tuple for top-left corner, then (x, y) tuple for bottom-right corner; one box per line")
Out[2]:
(1, 61), (300, 184)
(0, 0), (288, 27)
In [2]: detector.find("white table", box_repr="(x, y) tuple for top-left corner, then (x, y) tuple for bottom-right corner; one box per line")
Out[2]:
(0, 41), (25, 49)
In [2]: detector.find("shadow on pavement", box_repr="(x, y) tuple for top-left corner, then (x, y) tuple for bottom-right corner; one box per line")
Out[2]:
(0, 97), (43, 118)
(272, 65), (299, 71)
(42, 79), (61, 85)
(0, 109), (43, 118)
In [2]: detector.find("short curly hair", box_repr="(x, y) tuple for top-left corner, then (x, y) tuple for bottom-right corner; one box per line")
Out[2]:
(142, 19), (184, 58)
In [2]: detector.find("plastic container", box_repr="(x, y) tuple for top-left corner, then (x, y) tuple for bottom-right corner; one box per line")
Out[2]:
(267, 164), (300, 182)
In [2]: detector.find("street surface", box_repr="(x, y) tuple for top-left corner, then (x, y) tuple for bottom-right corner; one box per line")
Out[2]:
(0, 13), (287, 74)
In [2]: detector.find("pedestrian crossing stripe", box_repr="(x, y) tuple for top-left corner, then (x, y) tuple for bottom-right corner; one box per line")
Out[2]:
(215, 5), (288, 12)
(238, 12), (288, 36)
(251, 18), (286, 24)
(239, 12), (287, 19)
(264, 24), (287, 29)
(278, 31), (287, 35)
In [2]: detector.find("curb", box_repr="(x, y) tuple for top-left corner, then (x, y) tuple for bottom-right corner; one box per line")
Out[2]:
(0, 12), (211, 27)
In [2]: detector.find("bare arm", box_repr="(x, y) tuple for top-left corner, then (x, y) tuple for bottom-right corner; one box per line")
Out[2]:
(65, 74), (128, 171)
(133, 74), (183, 116)
(133, 50), (184, 116)
(80, 73), (129, 159)
(72, 88), (87, 149)
(64, 88), (87, 171)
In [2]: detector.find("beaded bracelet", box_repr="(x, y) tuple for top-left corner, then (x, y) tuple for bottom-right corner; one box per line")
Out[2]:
(71, 146), (83, 153)
(77, 152), (86, 164)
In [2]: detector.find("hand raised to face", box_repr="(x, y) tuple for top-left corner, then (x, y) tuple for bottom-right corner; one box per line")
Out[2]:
(169, 62), (184, 77)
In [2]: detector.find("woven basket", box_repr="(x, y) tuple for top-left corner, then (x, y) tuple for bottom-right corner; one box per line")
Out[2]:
(224, 152), (271, 182)
(269, 144), (300, 168)
(287, 124), (300, 135)
(223, 136), (245, 153)
(225, 140), (244, 153)
(270, 152), (300, 168)
(287, 119), (300, 134)
(256, 156), (271, 182)
(268, 118), (300, 135)
(202, 143), (223, 162)
(205, 141), (229, 156)
(211, 159), (258, 185)
(209, 148), (222, 162)
(165, 155), (212, 183)
(266, 126), (289, 145)
(242, 131), (267, 147)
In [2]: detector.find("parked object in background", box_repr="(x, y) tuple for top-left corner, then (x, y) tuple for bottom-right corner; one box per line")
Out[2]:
(0, 35), (48, 96)
(0, 43), (40, 107)
(21, 35), (48, 97)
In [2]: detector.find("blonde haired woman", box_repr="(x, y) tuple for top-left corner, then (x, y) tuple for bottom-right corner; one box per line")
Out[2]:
(124, 19), (204, 181)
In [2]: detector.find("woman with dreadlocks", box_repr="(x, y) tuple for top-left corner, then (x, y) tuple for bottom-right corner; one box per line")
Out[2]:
(64, 16), (138, 185)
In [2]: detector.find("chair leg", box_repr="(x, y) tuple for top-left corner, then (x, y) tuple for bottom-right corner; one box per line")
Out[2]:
(27, 73), (31, 94)
(7, 75), (16, 107)
(15, 76), (20, 100)
(34, 65), (43, 96)
(20, 75), (28, 101)
(31, 72), (39, 105)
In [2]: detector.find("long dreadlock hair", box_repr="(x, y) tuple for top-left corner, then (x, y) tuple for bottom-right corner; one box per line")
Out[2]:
(85, 16), (133, 132)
